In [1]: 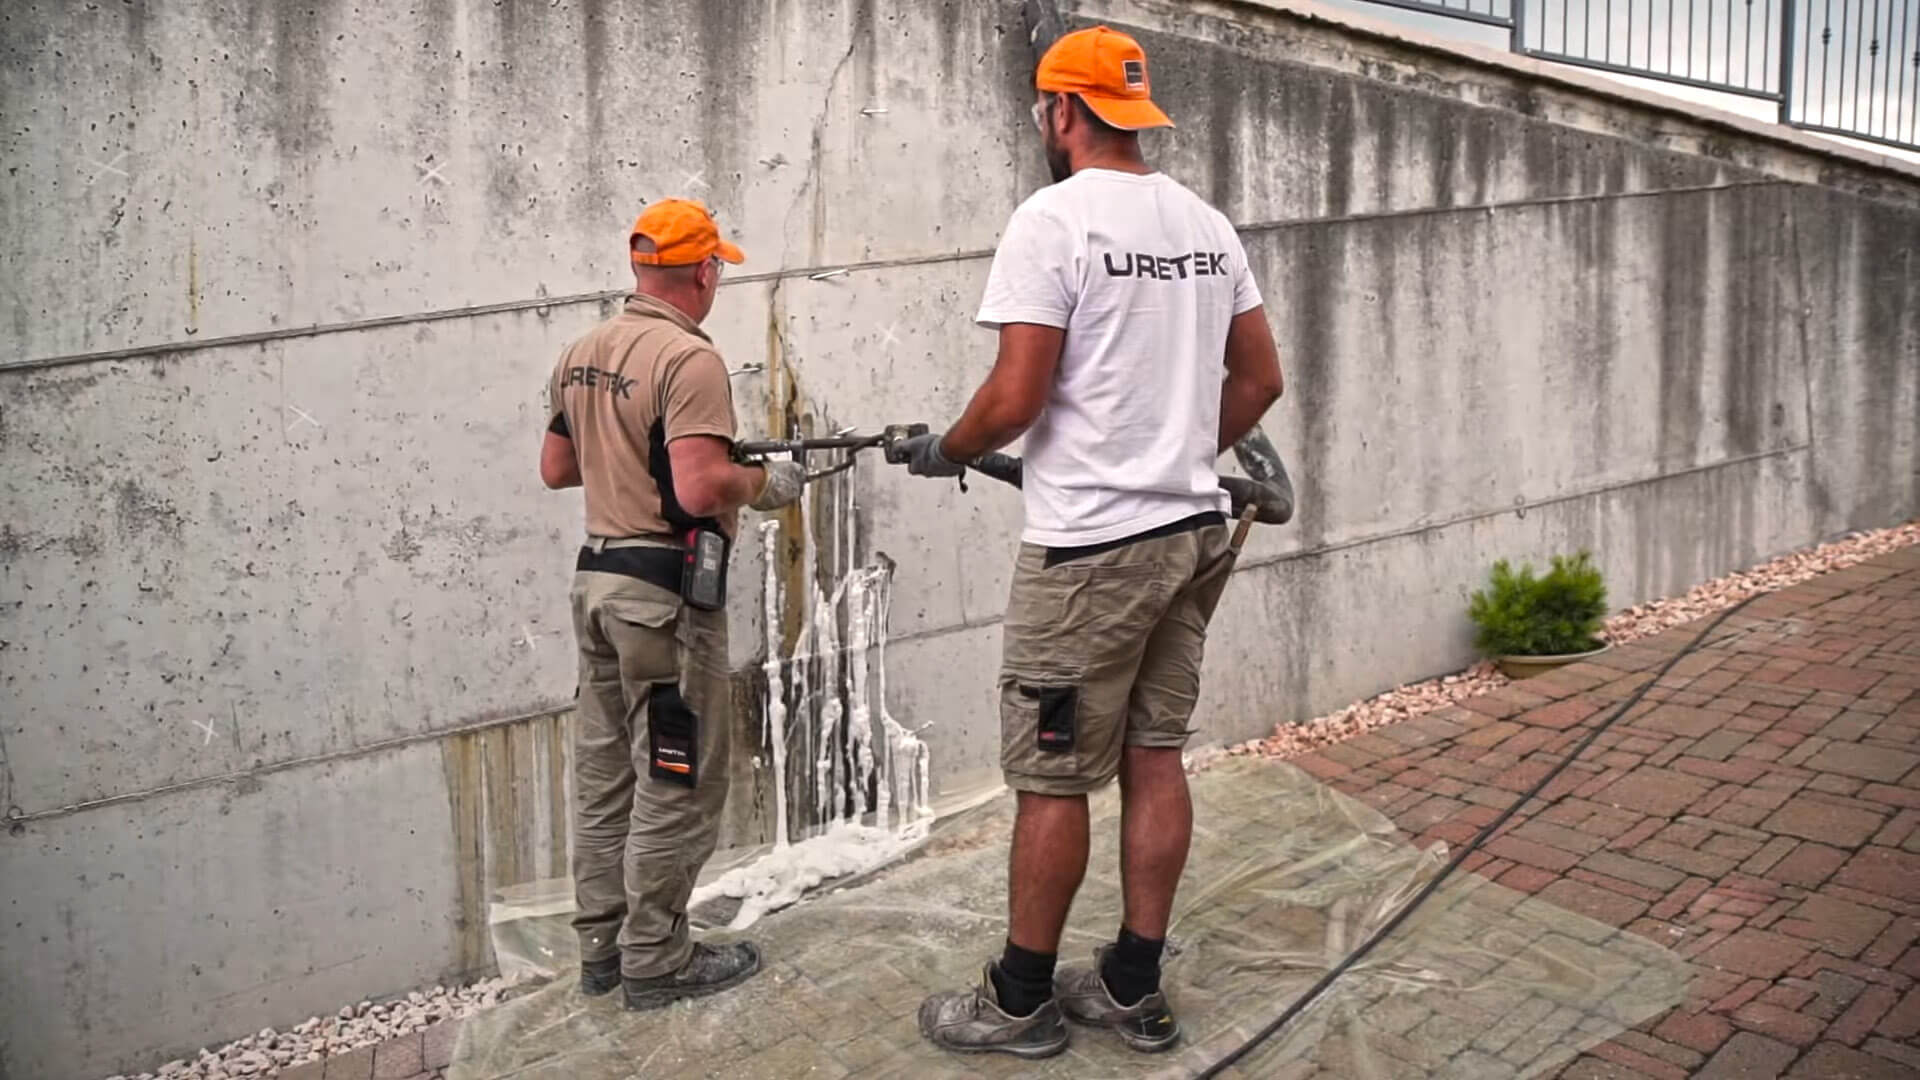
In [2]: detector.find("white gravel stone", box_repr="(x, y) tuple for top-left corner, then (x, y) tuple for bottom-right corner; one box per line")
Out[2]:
(114, 973), (519, 1079)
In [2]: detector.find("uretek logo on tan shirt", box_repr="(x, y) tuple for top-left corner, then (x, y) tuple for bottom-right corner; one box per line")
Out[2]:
(548, 294), (739, 538)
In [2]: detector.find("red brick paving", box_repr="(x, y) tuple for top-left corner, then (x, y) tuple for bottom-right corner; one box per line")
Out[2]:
(1289, 545), (1920, 1078)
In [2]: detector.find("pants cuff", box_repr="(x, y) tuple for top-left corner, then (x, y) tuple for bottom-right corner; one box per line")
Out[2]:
(1003, 770), (1116, 796)
(621, 940), (694, 980)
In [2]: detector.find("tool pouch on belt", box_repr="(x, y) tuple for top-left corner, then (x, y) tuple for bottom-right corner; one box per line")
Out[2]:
(681, 527), (729, 611)
(648, 683), (699, 788)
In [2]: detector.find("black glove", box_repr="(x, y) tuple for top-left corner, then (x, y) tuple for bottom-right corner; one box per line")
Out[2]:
(897, 432), (967, 478)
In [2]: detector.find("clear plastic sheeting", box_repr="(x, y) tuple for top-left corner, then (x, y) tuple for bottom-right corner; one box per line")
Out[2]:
(485, 878), (577, 984)
(452, 759), (1688, 1079)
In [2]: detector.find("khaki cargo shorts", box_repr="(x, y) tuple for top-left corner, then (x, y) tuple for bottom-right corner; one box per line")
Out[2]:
(999, 512), (1236, 796)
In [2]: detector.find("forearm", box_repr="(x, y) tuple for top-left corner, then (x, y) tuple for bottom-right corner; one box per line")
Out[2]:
(1218, 376), (1282, 453)
(712, 462), (770, 512)
(682, 460), (769, 517)
(1218, 306), (1284, 453)
(940, 386), (1037, 462)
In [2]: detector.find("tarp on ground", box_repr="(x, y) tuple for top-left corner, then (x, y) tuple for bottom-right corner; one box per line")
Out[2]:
(453, 758), (1688, 1079)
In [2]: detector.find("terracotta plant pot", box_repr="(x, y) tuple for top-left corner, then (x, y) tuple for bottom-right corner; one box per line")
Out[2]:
(1494, 643), (1612, 680)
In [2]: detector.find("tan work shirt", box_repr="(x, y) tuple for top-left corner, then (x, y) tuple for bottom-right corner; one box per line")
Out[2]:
(547, 294), (739, 538)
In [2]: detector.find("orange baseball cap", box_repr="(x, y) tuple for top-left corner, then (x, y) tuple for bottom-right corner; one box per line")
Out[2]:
(1035, 26), (1172, 131)
(630, 198), (745, 267)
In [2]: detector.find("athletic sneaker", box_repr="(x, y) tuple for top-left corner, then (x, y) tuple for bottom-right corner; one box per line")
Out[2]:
(579, 954), (621, 997)
(1054, 947), (1182, 1052)
(918, 964), (1071, 1058)
(622, 941), (761, 1011)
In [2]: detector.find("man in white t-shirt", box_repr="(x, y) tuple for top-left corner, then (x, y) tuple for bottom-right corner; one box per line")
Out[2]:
(905, 24), (1285, 1060)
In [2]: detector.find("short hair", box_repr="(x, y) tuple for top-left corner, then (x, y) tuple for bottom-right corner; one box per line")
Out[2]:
(1047, 92), (1126, 137)
(1069, 93), (1118, 133)
(630, 235), (700, 281)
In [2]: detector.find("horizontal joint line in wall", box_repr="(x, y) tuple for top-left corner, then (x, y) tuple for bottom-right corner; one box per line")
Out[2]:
(0, 248), (995, 376)
(891, 441), (1810, 647)
(2, 182), (1787, 376)
(1233, 179), (1785, 236)
(1235, 442), (1812, 574)
(5, 703), (572, 827)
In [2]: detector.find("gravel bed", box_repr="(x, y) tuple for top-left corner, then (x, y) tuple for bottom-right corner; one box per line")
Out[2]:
(1219, 521), (1920, 764)
(109, 977), (517, 1080)
(110, 523), (1917, 1079)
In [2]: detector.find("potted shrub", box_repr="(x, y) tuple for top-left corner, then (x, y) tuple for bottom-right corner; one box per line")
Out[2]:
(1468, 551), (1611, 679)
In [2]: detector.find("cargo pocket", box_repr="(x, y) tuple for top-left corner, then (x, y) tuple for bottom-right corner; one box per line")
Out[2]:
(647, 682), (698, 789)
(602, 588), (683, 685)
(603, 590), (681, 630)
(1000, 673), (1082, 778)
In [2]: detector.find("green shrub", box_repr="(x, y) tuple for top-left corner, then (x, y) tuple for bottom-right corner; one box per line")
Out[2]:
(1468, 551), (1609, 657)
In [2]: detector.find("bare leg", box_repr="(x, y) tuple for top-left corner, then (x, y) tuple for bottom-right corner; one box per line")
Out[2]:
(1118, 746), (1191, 938)
(1007, 791), (1090, 952)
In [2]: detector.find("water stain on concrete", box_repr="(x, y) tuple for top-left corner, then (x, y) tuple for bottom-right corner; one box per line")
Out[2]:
(440, 714), (571, 983)
(113, 479), (185, 541)
(383, 526), (423, 564)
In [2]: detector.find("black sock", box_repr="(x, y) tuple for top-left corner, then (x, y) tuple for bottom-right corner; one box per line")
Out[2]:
(1100, 927), (1165, 1007)
(990, 940), (1056, 1017)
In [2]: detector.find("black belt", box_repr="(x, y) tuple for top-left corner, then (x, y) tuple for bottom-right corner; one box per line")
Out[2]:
(577, 544), (685, 594)
(1043, 511), (1226, 569)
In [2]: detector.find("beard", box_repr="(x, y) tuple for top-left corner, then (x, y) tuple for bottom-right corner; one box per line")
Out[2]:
(1044, 136), (1072, 184)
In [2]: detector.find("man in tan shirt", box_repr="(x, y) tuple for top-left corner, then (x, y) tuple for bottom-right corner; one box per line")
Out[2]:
(540, 198), (803, 1010)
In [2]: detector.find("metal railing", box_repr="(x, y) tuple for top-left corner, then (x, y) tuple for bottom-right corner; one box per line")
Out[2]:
(1516, 0), (1786, 100)
(1352, 0), (1920, 151)
(1362, 0), (1516, 27)
(1788, 0), (1920, 150)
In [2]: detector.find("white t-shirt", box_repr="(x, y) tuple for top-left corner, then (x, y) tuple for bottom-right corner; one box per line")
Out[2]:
(976, 168), (1263, 547)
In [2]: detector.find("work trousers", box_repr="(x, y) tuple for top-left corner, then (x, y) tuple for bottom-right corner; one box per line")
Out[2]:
(568, 568), (732, 979)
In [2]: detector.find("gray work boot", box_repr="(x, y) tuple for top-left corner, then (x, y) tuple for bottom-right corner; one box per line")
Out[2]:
(1054, 947), (1181, 1052)
(622, 941), (761, 1011)
(579, 954), (621, 997)
(918, 964), (1071, 1059)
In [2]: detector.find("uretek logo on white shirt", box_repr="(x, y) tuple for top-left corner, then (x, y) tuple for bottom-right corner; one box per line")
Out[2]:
(976, 169), (1264, 547)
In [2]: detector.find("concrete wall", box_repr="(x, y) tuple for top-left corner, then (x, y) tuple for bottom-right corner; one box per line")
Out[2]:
(3, 0), (1918, 1075)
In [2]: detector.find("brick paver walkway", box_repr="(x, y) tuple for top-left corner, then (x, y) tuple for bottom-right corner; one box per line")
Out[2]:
(1292, 545), (1920, 1078)
(277, 1020), (453, 1080)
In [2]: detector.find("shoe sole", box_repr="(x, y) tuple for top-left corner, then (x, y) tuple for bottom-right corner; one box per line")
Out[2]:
(1061, 1007), (1181, 1053)
(922, 1034), (1071, 1060)
(622, 953), (763, 1011)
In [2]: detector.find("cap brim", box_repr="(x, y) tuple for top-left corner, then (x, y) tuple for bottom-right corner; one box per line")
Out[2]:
(716, 240), (745, 264)
(1081, 94), (1173, 131)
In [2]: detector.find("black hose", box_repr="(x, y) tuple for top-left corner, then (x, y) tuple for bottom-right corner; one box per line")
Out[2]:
(803, 458), (859, 484)
(1195, 594), (1757, 1078)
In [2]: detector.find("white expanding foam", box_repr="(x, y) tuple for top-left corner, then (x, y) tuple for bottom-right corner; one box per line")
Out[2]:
(757, 518), (792, 853)
(689, 461), (933, 929)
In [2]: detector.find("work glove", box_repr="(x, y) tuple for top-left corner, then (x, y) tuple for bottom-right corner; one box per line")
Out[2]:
(897, 432), (967, 478)
(749, 460), (806, 511)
